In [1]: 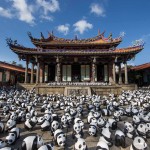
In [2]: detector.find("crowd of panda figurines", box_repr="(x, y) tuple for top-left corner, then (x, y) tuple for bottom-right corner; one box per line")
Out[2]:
(0, 87), (150, 149)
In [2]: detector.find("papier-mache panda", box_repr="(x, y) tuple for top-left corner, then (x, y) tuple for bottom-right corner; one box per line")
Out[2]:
(74, 138), (88, 150)
(88, 122), (97, 136)
(21, 135), (44, 150)
(38, 143), (54, 150)
(54, 129), (66, 147)
(5, 127), (20, 145)
(130, 136), (147, 150)
(96, 140), (109, 150)
(72, 122), (84, 140)
(114, 130), (125, 148)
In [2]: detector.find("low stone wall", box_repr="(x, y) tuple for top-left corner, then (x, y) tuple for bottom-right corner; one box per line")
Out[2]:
(18, 83), (137, 96)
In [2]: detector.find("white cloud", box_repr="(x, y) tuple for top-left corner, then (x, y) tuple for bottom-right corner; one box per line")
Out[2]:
(12, 0), (35, 25)
(57, 24), (70, 35)
(90, 3), (105, 17)
(73, 19), (93, 34)
(36, 0), (60, 15)
(40, 15), (53, 21)
(0, 7), (13, 18)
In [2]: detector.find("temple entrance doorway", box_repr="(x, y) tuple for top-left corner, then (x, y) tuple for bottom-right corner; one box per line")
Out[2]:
(48, 65), (55, 81)
(72, 64), (80, 82)
(97, 64), (104, 82)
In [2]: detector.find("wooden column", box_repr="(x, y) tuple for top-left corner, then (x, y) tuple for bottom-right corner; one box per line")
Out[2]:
(118, 63), (122, 84)
(113, 62), (116, 84)
(24, 59), (29, 83)
(91, 57), (96, 82)
(44, 64), (48, 83)
(56, 56), (61, 82)
(124, 61), (128, 84)
(30, 63), (34, 83)
(36, 57), (40, 84)
(40, 63), (44, 83)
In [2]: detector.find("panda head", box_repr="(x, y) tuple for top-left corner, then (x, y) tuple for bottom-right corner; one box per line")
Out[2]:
(89, 122), (97, 136)
(26, 113), (31, 120)
(0, 139), (6, 148)
(5, 132), (16, 145)
(37, 117), (45, 125)
(137, 124), (147, 136)
(51, 120), (59, 130)
(96, 140), (109, 150)
(10, 112), (18, 121)
(6, 119), (16, 131)
(130, 137), (147, 150)
(74, 123), (82, 134)
(74, 118), (84, 129)
(93, 111), (101, 119)
(3, 105), (9, 112)
(74, 138), (87, 150)
(124, 122), (134, 133)
(61, 115), (68, 124)
(133, 115), (140, 124)
(54, 129), (66, 147)
(97, 117), (106, 127)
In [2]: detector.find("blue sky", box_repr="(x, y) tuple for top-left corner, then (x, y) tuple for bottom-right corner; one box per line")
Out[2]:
(0, 0), (150, 67)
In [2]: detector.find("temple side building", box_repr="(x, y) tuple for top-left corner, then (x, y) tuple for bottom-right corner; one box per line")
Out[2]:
(7, 31), (144, 95)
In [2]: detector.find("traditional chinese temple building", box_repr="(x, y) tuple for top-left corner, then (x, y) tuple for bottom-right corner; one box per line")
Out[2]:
(7, 31), (144, 95)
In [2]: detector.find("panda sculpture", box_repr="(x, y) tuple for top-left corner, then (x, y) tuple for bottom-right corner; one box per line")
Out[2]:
(136, 123), (147, 139)
(37, 117), (50, 131)
(0, 139), (6, 148)
(21, 135), (44, 150)
(74, 118), (84, 129)
(99, 127), (113, 147)
(74, 138), (88, 150)
(24, 116), (37, 130)
(130, 136), (147, 150)
(114, 130), (125, 148)
(38, 143), (54, 150)
(54, 129), (66, 147)
(88, 122), (97, 136)
(96, 140), (109, 150)
(5, 127), (20, 145)
(124, 122), (136, 139)
(107, 118), (117, 130)
(0, 121), (4, 132)
(72, 122), (84, 140)
(50, 120), (60, 136)
(5, 119), (16, 131)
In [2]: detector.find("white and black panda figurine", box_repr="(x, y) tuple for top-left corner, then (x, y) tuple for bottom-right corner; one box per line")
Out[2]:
(24, 116), (37, 131)
(5, 127), (20, 145)
(136, 123), (147, 139)
(0, 121), (4, 133)
(54, 129), (66, 147)
(88, 122), (97, 136)
(37, 117), (50, 131)
(38, 143), (54, 150)
(5, 119), (16, 131)
(99, 127), (113, 147)
(0, 139), (6, 148)
(124, 122), (136, 139)
(114, 130), (125, 148)
(74, 138), (88, 150)
(107, 118), (117, 130)
(96, 140), (109, 150)
(21, 135), (44, 150)
(130, 136), (147, 150)
(72, 123), (84, 140)
(50, 120), (60, 136)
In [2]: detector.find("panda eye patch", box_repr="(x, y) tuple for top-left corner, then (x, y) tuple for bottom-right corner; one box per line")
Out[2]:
(58, 136), (61, 139)
(79, 144), (82, 148)
(83, 142), (85, 145)
(138, 139), (141, 143)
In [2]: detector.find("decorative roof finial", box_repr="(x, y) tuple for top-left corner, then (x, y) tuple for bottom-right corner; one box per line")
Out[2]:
(75, 35), (78, 40)
(40, 32), (44, 39)
(51, 30), (54, 36)
(98, 29), (100, 35)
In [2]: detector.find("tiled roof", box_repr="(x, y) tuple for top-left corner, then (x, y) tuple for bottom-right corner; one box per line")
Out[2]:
(131, 63), (150, 71)
(9, 44), (143, 55)
(0, 61), (30, 73)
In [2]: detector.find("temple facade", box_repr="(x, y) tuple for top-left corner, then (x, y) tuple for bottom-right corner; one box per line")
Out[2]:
(7, 31), (144, 86)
